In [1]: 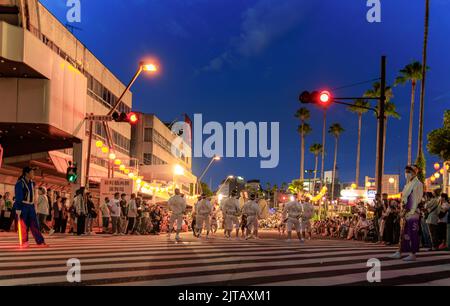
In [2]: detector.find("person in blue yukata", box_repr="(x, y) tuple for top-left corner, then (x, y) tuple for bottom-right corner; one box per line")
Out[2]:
(13, 167), (49, 248)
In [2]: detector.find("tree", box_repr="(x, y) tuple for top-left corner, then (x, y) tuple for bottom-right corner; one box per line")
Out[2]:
(281, 182), (288, 192)
(295, 107), (311, 180)
(427, 110), (450, 161)
(328, 123), (345, 201)
(200, 182), (213, 197)
(417, 0), (430, 174)
(309, 143), (323, 191)
(348, 99), (370, 187)
(395, 61), (426, 165)
(365, 82), (394, 182)
(288, 179), (304, 195)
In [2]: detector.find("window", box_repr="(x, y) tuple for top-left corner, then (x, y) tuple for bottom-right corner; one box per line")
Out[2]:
(144, 128), (152, 142)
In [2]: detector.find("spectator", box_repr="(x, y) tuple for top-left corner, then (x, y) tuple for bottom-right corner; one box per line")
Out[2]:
(150, 205), (162, 235)
(37, 187), (54, 235)
(120, 193), (128, 234)
(85, 193), (97, 235)
(437, 193), (449, 250)
(52, 196), (63, 233)
(426, 189), (441, 250)
(100, 197), (111, 234)
(73, 188), (87, 236)
(108, 193), (121, 235)
(1, 192), (13, 231)
(126, 193), (137, 235)
(60, 197), (69, 234)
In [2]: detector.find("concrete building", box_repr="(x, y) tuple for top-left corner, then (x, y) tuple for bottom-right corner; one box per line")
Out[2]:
(0, 0), (133, 196)
(131, 113), (197, 203)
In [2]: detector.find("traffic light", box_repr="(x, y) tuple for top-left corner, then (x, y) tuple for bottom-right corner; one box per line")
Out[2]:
(112, 112), (139, 124)
(299, 90), (333, 107)
(66, 162), (78, 184)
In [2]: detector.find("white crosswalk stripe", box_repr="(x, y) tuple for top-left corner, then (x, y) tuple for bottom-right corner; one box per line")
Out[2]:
(0, 232), (449, 286)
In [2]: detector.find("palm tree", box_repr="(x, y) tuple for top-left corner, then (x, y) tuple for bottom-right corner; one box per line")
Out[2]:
(328, 123), (345, 201)
(288, 179), (304, 195)
(309, 143), (323, 191)
(395, 61), (425, 165)
(417, 0), (430, 182)
(348, 99), (370, 187)
(364, 82), (394, 182)
(295, 108), (311, 180)
(281, 182), (288, 192)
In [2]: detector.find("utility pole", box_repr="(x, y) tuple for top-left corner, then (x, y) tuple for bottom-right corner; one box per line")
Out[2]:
(376, 56), (387, 196)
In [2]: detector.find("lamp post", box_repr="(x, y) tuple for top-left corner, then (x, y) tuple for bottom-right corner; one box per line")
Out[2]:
(84, 61), (158, 190)
(196, 155), (221, 195)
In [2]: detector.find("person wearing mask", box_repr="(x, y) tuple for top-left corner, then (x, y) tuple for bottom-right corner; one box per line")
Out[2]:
(135, 197), (143, 235)
(100, 197), (111, 234)
(126, 194), (138, 235)
(167, 188), (187, 242)
(85, 193), (97, 235)
(419, 192), (433, 250)
(195, 194), (213, 239)
(283, 193), (304, 243)
(390, 165), (424, 262)
(1, 192), (13, 232)
(37, 187), (55, 235)
(119, 194), (128, 234)
(425, 189), (441, 251)
(13, 167), (48, 248)
(108, 193), (121, 235)
(242, 193), (261, 240)
(220, 190), (241, 239)
(73, 188), (87, 236)
(437, 194), (449, 250)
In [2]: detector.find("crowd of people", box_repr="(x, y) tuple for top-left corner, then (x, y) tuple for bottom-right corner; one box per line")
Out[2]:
(3, 165), (450, 261)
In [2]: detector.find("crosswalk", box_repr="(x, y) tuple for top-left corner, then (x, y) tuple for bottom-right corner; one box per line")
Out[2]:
(0, 232), (449, 286)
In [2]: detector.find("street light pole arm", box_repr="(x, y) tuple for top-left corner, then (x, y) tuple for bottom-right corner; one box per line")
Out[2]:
(333, 100), (379, 117)
(107, 64), (144, 116)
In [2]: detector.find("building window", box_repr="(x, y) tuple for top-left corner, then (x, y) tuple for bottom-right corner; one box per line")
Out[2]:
(144, 128), (152, 142)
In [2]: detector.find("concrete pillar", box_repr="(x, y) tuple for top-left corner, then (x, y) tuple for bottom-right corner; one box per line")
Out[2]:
(72, 141), (86, 190)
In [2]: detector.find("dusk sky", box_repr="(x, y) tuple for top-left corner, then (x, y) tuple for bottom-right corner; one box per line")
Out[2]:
(41, 0), (450, 190)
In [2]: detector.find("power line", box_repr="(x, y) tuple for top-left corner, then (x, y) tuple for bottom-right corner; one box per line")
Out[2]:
(331, 77), (381, 91)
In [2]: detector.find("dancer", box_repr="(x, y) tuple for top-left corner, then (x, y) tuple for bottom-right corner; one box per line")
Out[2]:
(390, 165), (424, 261)
(195, 194), (213, 239)
(220, 190), (241, 239)
(13, 167), (48, 248)
(167, 188), (187, 242)
(283, 194), (304, 243)
(301, 197), (315, 240)
(242, 193), (261, 240)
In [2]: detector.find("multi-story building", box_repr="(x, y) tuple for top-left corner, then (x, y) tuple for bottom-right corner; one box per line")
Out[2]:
(0, 0), (133, 196)
(130, 113), (197, 203)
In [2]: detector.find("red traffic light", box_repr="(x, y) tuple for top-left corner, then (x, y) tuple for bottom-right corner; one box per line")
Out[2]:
(319, 91), (331, 104)
(128, 112), (138, 124)
(299, 90), (333, 107)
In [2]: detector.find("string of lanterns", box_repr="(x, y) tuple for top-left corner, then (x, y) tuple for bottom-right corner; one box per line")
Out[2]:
(430, 162), (449, 183)
(95, 140), (197, 200)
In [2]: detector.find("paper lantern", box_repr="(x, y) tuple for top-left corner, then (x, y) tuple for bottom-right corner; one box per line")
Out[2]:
(95, 140), (103, 148)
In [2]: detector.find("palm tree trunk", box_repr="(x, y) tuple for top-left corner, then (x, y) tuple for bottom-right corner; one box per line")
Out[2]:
(417, 0), (430, 160)
(382, 118), (388, 180)
(301, 131), (305, 180)
(320, 110), (327, 189)
(408, 80), (416, 165)
(375, 118), (380, 183)
(331, 137), (338, 201)
(356, 114), (362, 187)
(314, 154), (318, 194)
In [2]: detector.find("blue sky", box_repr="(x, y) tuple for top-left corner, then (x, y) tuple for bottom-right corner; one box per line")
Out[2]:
(41, 0), (450, 189)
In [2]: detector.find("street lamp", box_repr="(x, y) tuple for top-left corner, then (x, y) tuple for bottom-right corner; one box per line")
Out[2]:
(196, 155), (221, 195)
(84, 61), (159, 188)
